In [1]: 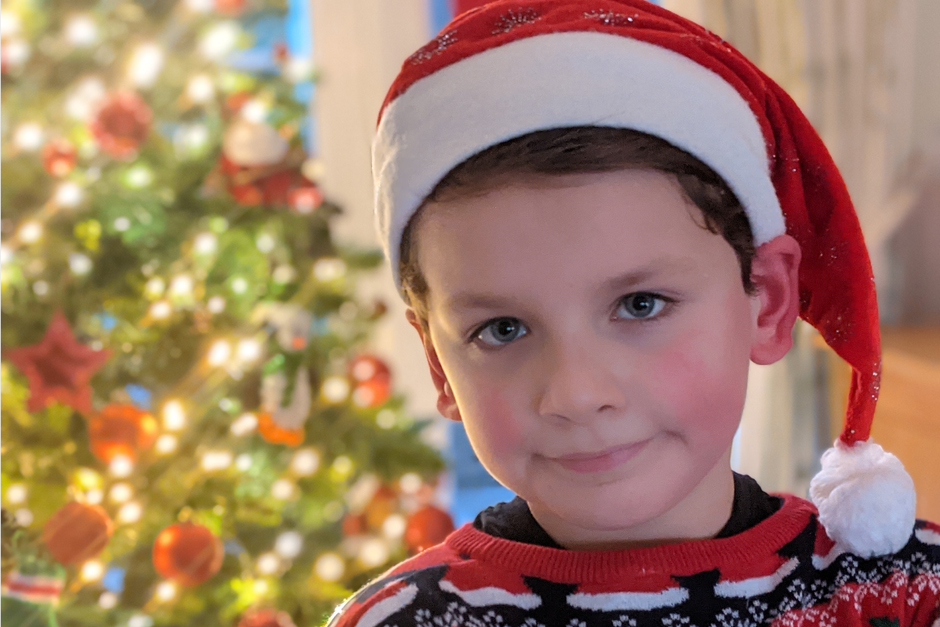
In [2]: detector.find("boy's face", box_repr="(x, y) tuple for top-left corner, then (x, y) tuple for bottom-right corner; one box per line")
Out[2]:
(410, 169), (797, 548)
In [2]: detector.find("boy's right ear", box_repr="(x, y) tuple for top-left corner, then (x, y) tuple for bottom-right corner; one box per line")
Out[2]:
(405, 309), (462, 422)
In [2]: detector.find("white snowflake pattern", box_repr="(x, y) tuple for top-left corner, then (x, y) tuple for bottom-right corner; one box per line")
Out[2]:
(407, 30), (458, 65)
(662, 613), (693, 627)
(611, 616), (636, 627)
(566, 620), (586, 627)
(583, 9), (636, 27)
(708, 607), (758, 627)
(491, 8), (541, 35)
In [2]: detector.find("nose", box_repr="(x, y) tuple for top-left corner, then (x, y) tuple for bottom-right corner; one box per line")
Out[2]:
(536, 338), (627, 423)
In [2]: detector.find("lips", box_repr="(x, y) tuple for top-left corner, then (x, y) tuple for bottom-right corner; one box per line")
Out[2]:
(551, 439), (650, 474)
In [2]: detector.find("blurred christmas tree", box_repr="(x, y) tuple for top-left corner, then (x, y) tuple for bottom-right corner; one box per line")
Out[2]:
(0, 1), (449, 625)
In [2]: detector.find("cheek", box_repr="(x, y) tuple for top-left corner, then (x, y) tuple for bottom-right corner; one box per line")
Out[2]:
(457, 382), (526, 462)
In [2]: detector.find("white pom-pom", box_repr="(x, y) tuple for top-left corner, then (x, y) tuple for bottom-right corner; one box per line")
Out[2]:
(809, 439), (916, 558)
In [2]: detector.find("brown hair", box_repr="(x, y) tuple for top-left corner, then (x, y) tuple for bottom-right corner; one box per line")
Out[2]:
(399, 126), (756, 334)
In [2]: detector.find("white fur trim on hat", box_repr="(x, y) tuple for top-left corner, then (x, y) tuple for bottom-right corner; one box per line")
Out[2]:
(809, 439), (916, 558)
(373, 31), (786, 291)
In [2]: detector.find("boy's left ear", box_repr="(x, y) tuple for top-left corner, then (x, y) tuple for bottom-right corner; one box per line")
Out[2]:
(749, 234), (802, 365)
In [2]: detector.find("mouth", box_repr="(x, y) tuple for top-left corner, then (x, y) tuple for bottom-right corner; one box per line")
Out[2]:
(551, 439), (651, 474)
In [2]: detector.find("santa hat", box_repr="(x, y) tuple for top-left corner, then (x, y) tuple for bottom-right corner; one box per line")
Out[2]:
(372, 0), (916, 556)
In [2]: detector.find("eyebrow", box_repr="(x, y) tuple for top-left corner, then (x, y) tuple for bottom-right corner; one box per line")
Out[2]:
(443, 256), (697, 313)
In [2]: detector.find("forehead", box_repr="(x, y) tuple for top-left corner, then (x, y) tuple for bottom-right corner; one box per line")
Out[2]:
(414, 169), (731, 311)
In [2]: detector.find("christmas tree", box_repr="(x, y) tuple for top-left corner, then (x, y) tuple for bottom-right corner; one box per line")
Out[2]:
(0, 1), (449, 625)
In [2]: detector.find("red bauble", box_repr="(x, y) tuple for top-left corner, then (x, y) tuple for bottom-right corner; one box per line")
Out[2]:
(214, 0), (245, 15)
(42, 501), (113, 565)
(238, 608), (296, 627)
(152, 522), (224, 586)
(286, 184), (323, 215)
(86, 403), (158, 463)
(41, 139), (77, 177)
(5, 311), (111, 414)
(90, 91), (152, 160)
(348, 355), (391, 384)
(352, 379), (391, 409)
(404, 505), (454, 554)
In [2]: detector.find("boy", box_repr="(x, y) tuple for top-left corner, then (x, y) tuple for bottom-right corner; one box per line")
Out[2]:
(329, 1), (940, 625)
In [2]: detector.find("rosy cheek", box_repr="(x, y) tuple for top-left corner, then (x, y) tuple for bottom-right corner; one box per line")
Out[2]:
(469, 386), (524, 456)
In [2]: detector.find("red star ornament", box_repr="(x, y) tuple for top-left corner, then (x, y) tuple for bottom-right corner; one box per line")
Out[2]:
(5, 311), (111, 414)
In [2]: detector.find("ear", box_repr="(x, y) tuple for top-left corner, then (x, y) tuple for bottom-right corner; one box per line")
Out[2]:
(405, 309), (462, 422)
(749, 234), (802, 365)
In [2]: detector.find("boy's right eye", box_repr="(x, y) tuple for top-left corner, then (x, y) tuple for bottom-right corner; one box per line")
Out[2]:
(473, 318), (527, 347)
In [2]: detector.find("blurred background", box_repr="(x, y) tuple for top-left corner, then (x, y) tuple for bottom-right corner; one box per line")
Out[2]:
(1, 1), (938, 626)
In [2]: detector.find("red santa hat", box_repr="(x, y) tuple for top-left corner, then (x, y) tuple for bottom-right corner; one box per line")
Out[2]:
(372, 0), (916, 556)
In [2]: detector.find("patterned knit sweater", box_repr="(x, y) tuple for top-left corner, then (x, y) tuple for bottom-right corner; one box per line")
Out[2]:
(328, 495), (940, 627)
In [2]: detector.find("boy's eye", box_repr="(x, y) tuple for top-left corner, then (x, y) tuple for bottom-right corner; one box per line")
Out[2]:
(474, 318), (527, 347)
(616, 292), (667, 320)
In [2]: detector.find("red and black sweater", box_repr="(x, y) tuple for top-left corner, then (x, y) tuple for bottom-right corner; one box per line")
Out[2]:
(329, 480), (940, 627)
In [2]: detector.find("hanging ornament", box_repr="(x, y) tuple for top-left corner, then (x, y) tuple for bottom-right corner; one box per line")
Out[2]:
(404, 505), (455, 554)
(89, 91), (152, 160)
(363, 485), (399, 531)
(348, 354), (392, 408)
(152, 522), (223, 586)
(258, 366), (311, 446)
(42, 501), (113, 565)
(5, 311), (111, 414)
(237, 608), (296, 627)
(86, 403), (158, 463)
(252, 303), (313, 352)
(41, 139), (77, 177)
(286, 184), (323, 215)
(222, 119), (288, 168)
(4, 568), (65, 606)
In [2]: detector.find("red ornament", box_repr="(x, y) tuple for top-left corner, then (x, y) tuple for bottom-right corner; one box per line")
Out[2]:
(348, 354), (392, 408)
(86, 403), (158, 463)
(217, 154), (299, 208)
(41, 139), (77, 177)
(89, 91), (152, 160)
(5, 311), (111, 414)
(238, 608), (296, 627)
(404, 505), (454, 554)
(352, 378), (391, 409)
(214, 0), (245, 16)
(341, 513), (366, 537)
(42, 501), (113, 565)
(286, 184), (323, 214)
(152, 522), (224, 586)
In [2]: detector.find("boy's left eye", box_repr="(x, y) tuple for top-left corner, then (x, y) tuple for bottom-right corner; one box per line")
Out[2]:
(615, 292), (668, 320)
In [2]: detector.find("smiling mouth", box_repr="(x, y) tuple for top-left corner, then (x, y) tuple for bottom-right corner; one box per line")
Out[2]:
(551, 440), (651, 474)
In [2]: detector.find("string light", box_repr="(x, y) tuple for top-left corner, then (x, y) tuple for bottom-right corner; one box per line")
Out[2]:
(358, 537), (390, 568)
(65, 15), (98, 46)
(1, 245), (12, 266)
(149, 300), (172, 320)
(312, 258), (346, 282)
(230, 277), (248, 294)
(289, 449), (320, 477)
(193, 232), (216, 255)
(256, 552), (280, 575)
(162, 400), (186, 431)
(168, 274), (194, 298)
(230, 413), (257, 436)
(314, 553), (345, 582)
(155, 434), (178, 454)
(236, 338), (262, 362)
(98, 591), (118, 609)
(252, 579), (269, 595)
(80, 560), (105, 582)
(398, 473), (422, 495)
(284, 57), (313, 83)
(255, 233), (275, 253)
(14, 509), (33, 526)
(66, 77), (106, 120)
(382, 514), (407, 539)
(144, 277), (165, 299)
(320, 376), (350, 403)
(174, 124), (210, 158)
(207, 340), (231, 366)
(376, 409), (397, 429)
(109, 482), (133, 503)
(113, 217), (131, 232)
(199, 22), (240, 60)
(54, 181), (84, 207)
(235, 454), (253, 471)
(0, 11), (21, 37)
(124, 164), (154, 189)
(186, 74), (215, 103)
(207, 296), (226, 313)
(154, 581), (177, 602)
(33, 281), (50, 297)
(127, 43), (164, 87)
(200, 450), (233, 471)
(13, 123), (44, 151)
(272, 265), (296, 284)
(109, 455), (134, 478)
(84, 489), (104, 505)
(5, 484), (27, 505)
(118, 500), (143, 523)
(18, 221), (42, 244)
(69, 253), (93, 276)
(271, 479), (296, 500)
(128, 614), (154, 627)
(3, 39), (30, 70)
(274, 531), (303, 559)
(240, 99), (268, 123)
(184, 0), (213, 13)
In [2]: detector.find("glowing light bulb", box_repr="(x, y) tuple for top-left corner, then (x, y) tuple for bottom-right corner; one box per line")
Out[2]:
(0, 11), (21, 37)
(358, 537), (390, 568)
(382, 514), (407, 540)
(155, 434), (177, 454)
(14, 508), (33, 526)
(271, 479), (296, 500)
(240, 99), (268, 123)
(186, 74), (215, 103)
(65, 15), (98, 46)
(18, 221), (43, 244)
(199, 22), (240, 60)
(169, 274), (193, 297)
(109, 482), (133, 504)
(313, 258), (346, 282)
(5, 484), (27, 505)
(1, 245), (12, 266)
(230, 277), (248, 294)
(207, 340), (231, 366)
(174, 124), (209, 157)
(193, 232), (216, 255)
(55, 181), (83, 207)
(332, 456), (353, 476)
(274, 531), (303, 559)
(235, 454), (252, 471)
(128, 614), (153, 627)
(184, 0), (213, 13)
(272, 265), (296, 284)
(320, 376), (350, 403)
(149, 300), (172, 320)
(230, 413), (257, 436)
(314, 553), (345, 582)
(124, 164), (154, 188)
(255, 233), (275, 253)
(236, 339), (261, 362)
(154, 581), (177, 602)
(252, 579), (269, 595)
(256, 552), (280, 575)
(113, 217), (131, 232)
(376, 409), (397, 429)
(66, 77), (106, 120)
(98, 591), (118, 609)
(200, 450), (233, 471)
(207, 296), (226, 313)
(144, 277), (165, 299)
(69, 253), (93, 276)
(289, 449), (320, 477)
(85, 489), (104, 505)
(284, 57), (313, 83)
(32, 281), (50, 297)
(118, 500), (143, 523)
(128, 43), (164, 87)
(81, 560), (105, 582)
(162, 400), (186, 431)
(398, 472), (422, 495)
(13, 123), (43, 151)
(109, 455), (133, 478)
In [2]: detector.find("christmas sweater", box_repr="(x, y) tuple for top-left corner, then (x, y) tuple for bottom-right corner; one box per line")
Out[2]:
(327, 495), (940, 627)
